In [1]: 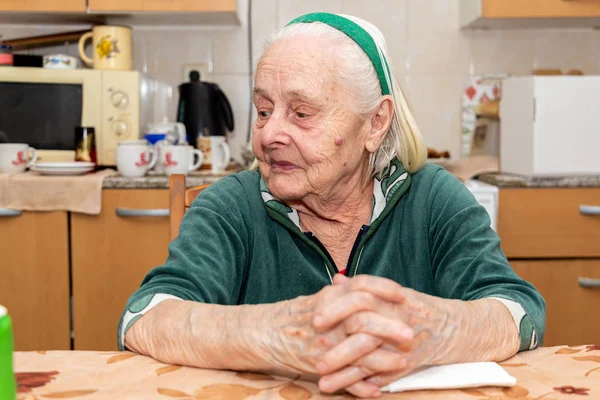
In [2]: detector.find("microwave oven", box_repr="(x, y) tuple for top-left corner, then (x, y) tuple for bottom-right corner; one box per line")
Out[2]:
(0, 67), (144, 166)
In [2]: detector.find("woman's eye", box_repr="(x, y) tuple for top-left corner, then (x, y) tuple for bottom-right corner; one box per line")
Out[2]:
(296, 112), (308, 119)
(258, 110), (272, 118)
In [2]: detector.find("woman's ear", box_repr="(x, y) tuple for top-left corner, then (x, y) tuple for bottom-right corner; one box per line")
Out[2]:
(365, 96), (394, 153)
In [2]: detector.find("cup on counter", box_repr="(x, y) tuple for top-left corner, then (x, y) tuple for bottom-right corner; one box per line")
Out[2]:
(116, 140), (157, 178)
(197, 136), (231, 174)
(0, 143), (37, 173)
(160, 144), (203, 176)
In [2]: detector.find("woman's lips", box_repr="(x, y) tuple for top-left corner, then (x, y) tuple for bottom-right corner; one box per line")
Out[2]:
(271, 161), (298, 171)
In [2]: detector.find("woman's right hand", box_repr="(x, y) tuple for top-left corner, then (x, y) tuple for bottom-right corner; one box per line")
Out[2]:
(264, 275), (415, 396)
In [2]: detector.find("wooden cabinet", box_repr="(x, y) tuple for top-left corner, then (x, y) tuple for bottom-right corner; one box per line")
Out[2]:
(499, 187), (600, 347)
(88, 0), (236, 13)
(71, 189), (170, 351)
(511, 260), (600, 347)
(0, 210), (70, 351)
(0, 0), (85, 12)
(0, 0), (238, 26)
(461, 0), (600, 28)
(498, 188), (600, 259)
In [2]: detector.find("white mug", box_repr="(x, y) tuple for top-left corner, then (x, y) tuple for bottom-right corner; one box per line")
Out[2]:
(0, 144), (37, 173)
(116, 141), (157, 178)
(197, 136), (231, 173)
(160, 145), (203, 176)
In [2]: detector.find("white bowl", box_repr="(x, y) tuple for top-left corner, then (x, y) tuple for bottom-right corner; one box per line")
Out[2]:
(43, 54), (79, 70)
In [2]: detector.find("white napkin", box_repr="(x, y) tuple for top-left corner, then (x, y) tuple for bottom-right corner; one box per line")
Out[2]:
(381, 362), (516, 393)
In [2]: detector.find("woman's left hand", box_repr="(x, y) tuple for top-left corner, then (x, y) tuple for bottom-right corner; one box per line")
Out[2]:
(314, 274), (460, 398)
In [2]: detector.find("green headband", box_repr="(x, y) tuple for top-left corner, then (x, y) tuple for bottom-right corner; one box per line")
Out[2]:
(286, 12), (391, 95)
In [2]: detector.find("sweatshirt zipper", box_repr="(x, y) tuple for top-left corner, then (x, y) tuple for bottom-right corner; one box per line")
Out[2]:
(305, 225), (369, 280)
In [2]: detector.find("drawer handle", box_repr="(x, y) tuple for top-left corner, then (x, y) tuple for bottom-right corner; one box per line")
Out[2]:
(0, 208), (21, 217)
(578, 277), (600, 288)
(579, 205), (600, 215)
(116, 208), (169, 217)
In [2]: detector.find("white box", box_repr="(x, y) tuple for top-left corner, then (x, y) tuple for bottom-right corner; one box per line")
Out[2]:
(500, 76), (600, 177)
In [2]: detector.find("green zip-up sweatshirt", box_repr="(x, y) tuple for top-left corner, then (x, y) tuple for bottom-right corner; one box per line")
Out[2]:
(118, 161), (546, 352)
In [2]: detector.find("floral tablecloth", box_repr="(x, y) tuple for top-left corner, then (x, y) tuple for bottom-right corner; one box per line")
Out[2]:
(14, 345), (600, 399)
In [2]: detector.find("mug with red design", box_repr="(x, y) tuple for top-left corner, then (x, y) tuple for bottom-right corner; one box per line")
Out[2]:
(116, 140), (157, 178)
(160, 144), (203, 176)
(0, 143), (37, 173)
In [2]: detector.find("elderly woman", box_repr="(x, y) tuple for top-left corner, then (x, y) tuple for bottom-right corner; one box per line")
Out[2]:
(119, 13), (545, 398)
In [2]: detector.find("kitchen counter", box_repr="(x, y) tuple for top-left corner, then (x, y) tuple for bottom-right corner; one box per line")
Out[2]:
(102, 168), (243, 189)
(478, 172), (600, 188)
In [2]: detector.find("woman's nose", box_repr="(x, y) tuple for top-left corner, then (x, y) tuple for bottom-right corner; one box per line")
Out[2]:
(260, 111), (291, 147)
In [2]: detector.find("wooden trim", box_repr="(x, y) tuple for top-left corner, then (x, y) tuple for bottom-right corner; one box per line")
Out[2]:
(0, 0), (85, 12)
(2, 30), (88, 51)
(483, 0), (600, 19)
(88, 0), (236, 12)
(185, 184), (211, 207)
(169, 174), (186, 242)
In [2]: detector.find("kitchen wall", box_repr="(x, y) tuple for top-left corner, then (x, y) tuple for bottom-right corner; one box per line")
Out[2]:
(2, 0), (600, 163)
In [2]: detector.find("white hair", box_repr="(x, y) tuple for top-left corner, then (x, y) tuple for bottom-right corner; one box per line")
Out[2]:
(256, 14), (426, 176)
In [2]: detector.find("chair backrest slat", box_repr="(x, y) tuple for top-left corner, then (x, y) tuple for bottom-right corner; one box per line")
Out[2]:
(169, 175), (210, 241)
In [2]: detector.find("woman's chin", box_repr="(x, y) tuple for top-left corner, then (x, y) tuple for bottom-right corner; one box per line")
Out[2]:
(267, 177), (306, 201)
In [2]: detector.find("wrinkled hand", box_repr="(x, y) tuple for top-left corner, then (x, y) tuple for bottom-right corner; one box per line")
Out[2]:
(268, 274), (416, 396)
(314, 274), (458, 398)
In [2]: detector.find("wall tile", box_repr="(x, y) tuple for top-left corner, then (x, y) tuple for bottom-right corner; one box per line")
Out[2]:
(406, 0), (468, 76)
(532, 29), (600, 75)
(212, 74), (252, 162)
(408, 0), (460, 33)
(405, 33), (469, 76)
(277, 0), (343, 29)
(403, 75), (467, 160)
(251, 0), (278, 69)
(342, 0), (409, 76)
(464, 30), (535, 76)
(138, 30), (213, 76)
(213, 0), (251, 74)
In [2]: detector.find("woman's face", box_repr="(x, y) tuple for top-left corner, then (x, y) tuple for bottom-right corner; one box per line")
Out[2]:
(252, 36), (373, 202)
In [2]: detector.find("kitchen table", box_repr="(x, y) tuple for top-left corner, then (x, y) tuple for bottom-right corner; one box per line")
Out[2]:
(13, 345), (600, 399)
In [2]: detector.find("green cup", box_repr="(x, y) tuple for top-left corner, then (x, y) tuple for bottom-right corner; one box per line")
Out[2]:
(0, 305), (16, 399)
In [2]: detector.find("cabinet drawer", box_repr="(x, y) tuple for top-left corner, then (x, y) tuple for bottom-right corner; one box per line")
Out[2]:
(71, 189), (170, 350)
(483, 0), (600, 19)
(511, 259), (600, 347)
(498, 188), (600, 258)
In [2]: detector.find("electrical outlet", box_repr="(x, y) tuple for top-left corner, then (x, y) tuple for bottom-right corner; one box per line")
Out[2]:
(182, 63), (213, 83)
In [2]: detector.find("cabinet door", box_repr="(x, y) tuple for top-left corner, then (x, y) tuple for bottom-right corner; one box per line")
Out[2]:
(0, 210), (70, 351)
(511, 259), (600, 347)
(71, 189), (170, 351)
(88, 0), (236, 12)
(0, 0), (85, 12)
(483, 0), (600, 19)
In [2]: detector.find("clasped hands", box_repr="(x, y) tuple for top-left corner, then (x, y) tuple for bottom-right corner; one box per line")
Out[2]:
(278, 274), (452, 398)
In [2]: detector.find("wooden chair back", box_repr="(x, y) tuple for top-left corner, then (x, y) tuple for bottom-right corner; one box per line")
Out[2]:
(169, 174), (210, 241)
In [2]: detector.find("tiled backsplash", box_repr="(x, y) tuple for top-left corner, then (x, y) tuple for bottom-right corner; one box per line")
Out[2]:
(2, 0), (600, 163)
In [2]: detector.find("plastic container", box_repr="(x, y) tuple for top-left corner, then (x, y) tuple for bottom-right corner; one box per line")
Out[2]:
(0, 45), (14, 67)
(0, 305), (16, 399)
